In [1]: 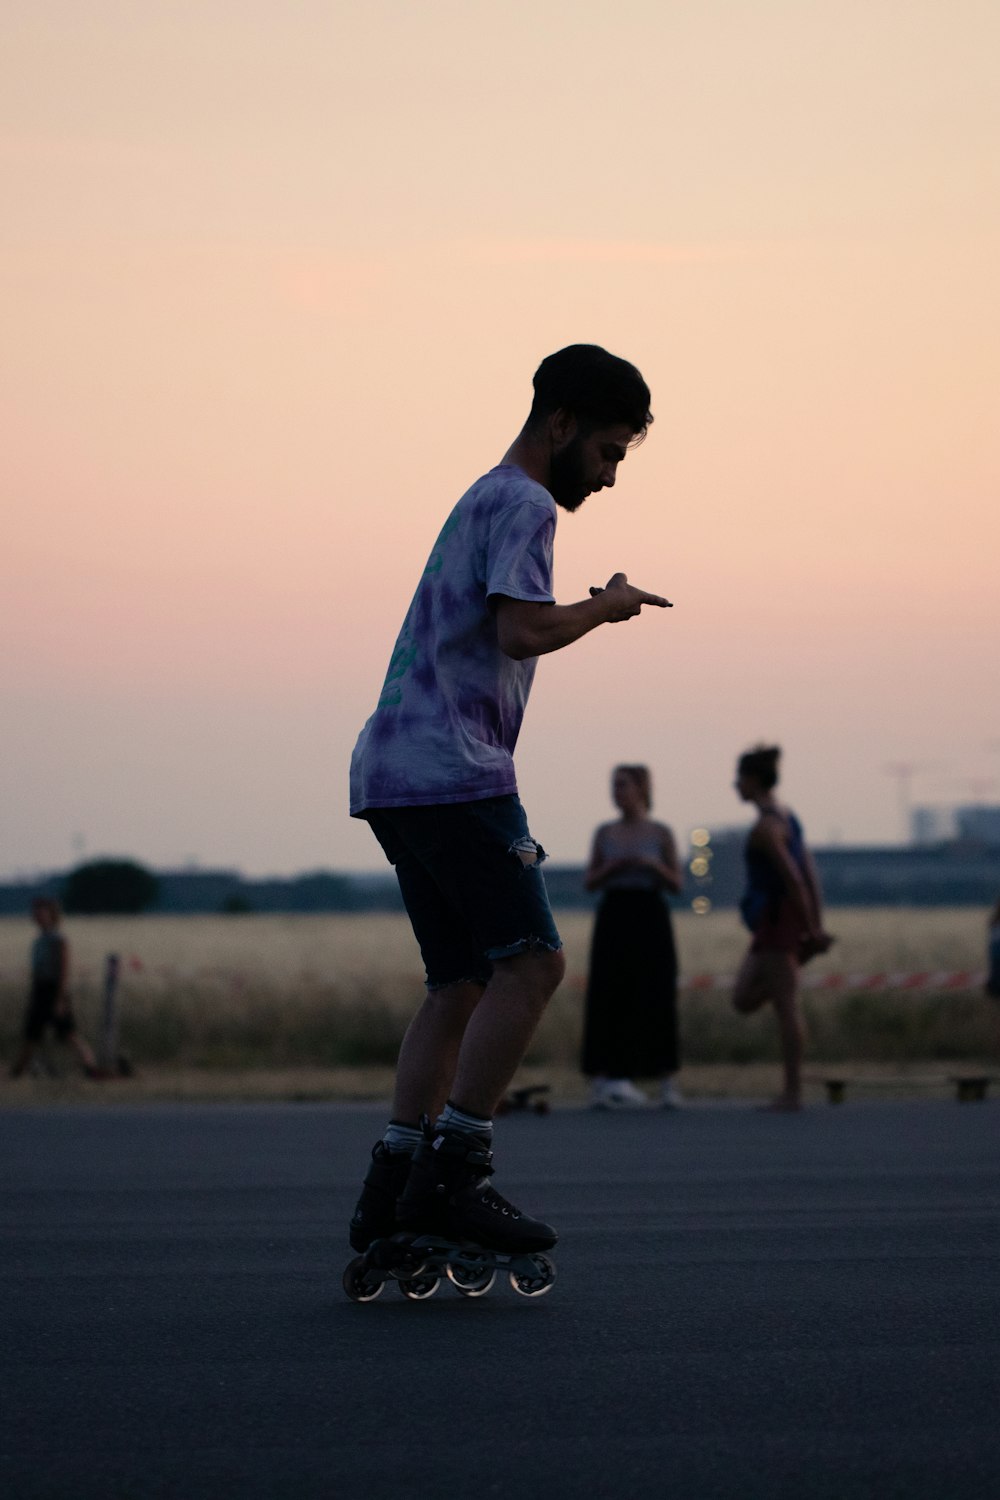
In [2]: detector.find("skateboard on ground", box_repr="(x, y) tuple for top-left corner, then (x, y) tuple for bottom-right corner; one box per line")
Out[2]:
(496, 1084), (550, 1116)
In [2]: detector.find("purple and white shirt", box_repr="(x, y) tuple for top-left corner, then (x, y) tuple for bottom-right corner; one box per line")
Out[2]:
(350, 465), (556, 813)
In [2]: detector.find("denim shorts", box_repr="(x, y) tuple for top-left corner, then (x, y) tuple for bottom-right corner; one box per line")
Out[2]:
(365, 795), (562, 989)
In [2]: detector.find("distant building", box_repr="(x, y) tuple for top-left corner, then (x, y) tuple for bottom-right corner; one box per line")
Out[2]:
(911, 806), (956, 846)
(912, 803), (1000, 849)
(955, 805), (1000, 848)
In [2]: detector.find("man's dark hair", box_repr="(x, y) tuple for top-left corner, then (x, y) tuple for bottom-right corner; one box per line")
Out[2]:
(529, 344), (653, 442)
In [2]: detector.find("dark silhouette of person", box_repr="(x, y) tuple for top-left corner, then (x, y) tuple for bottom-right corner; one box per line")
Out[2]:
(730, 745), (833, 1111)
(9, 898), (105, 1080)
(581, 765), (684, 1108)
(348, 344), (669, 1258)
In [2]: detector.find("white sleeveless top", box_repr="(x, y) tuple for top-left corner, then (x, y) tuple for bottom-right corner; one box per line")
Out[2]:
(593, 820), (670, 892)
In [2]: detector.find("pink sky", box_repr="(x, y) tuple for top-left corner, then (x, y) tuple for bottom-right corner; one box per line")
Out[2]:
(3, 1), (998, 876)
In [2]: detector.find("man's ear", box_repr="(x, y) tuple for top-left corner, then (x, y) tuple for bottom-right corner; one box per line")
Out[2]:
(548, 407), (578, 451)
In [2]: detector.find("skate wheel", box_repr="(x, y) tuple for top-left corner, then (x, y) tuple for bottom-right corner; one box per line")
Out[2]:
(398, 1272), (440, 1300)
(343, 1255), (384, 1303)
(509, 1254), (556, 1298)
(446, 1260), (496, 1297)
(398, 1254), (430, 1278)
(382, 1234), (432, 1279)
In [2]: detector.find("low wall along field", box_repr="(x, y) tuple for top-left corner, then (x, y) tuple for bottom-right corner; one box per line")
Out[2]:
(1, 909), (996, 1090)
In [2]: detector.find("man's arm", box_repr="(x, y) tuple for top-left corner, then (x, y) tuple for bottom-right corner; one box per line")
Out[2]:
(495, 572), (671, 661)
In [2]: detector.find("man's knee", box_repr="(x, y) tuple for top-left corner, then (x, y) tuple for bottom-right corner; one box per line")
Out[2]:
(535, 945), (566, 996)
(497, 945), (565, 1002)
(424, 980), (485, 1020)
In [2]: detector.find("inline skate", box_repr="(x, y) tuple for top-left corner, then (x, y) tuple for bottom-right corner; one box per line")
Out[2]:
(343, 1127), (557, 1301)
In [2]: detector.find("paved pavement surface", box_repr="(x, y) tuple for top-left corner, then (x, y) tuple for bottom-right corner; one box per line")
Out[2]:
(1, 1098), (998, 1500)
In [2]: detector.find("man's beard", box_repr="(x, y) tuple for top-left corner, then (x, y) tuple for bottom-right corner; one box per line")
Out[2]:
(548, 437), (589, 512)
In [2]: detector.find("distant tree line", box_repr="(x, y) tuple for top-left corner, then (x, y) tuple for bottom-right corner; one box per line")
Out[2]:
(62, 859), (161, 915)
(0, 841), (997, 917)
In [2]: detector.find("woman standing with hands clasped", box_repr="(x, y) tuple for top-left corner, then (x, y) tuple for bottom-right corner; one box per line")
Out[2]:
(731, 745), (834, 1112)
(581, 765), (684, 1108)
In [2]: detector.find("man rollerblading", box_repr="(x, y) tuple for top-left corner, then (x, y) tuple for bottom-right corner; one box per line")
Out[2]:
(345, 344), (670, 1300)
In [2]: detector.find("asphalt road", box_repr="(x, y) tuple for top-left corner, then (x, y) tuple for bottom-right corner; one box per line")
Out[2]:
(1, 1099), (997, 1500)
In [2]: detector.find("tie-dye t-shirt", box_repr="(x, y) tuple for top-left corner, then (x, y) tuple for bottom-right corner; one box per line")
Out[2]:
(350, 464), (556, 813)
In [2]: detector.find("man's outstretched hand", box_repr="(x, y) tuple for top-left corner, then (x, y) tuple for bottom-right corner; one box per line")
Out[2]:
(496, 574), (672, 659)
(590, 572), (672, 621)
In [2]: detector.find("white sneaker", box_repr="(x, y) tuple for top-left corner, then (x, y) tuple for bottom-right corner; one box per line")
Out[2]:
(591, 1078), (649, 1109)
(660, 1080), (685, 1110)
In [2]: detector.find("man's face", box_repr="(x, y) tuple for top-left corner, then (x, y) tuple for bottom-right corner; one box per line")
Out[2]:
(549, 421), (635, 512)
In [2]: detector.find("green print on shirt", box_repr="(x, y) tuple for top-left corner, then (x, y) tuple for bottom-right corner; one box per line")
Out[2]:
(377, 640), (418, 709)
(422, 512), (460, 576)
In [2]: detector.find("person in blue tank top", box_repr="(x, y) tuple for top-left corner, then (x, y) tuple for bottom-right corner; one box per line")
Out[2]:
(731, 745), (833, 1111)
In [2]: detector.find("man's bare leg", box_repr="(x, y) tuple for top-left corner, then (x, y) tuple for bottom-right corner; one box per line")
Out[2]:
(391, 981), (484, 1124)
(392, 946), (565, 1125)
(449, 947), (566, 1118)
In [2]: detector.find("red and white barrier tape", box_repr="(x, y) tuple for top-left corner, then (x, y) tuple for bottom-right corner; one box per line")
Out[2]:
(682, 971), (987, 992)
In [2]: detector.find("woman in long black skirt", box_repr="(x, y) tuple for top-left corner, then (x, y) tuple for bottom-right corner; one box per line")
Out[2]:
(581, 765), (684, 1108)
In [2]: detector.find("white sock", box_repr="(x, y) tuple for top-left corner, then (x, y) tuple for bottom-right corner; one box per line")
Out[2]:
(435, 1100), (493, 1142)
(382, 1120), (423, 1154)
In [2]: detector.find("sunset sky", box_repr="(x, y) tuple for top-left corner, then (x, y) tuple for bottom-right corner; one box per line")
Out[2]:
(3, 0), (998, 878)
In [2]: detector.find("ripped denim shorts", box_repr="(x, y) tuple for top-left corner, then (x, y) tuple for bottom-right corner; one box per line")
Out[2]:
(364, 795), (563, 990)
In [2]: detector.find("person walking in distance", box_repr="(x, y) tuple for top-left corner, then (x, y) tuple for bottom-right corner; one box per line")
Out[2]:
(348, 345), (669, 1260)
(581, 765), (684, 1109)
(9, 898), (105, 1080)
(731, 745), (833, 1112)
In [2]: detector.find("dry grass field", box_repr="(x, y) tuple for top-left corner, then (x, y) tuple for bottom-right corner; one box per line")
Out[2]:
(1, 908), (996, 1104)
